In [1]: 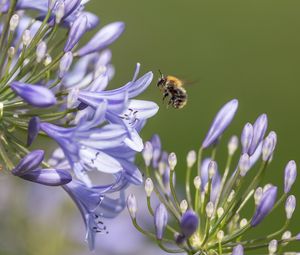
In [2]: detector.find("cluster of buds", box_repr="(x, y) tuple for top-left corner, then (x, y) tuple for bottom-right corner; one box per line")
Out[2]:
(127, 99), (299, 255)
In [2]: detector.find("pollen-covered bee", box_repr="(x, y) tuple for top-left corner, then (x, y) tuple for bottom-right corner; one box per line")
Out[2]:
(157, 70), (187, 109)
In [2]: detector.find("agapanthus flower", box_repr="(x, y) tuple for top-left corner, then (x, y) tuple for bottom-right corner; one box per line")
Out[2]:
(0, 0), (158, 250)
(128, 99), (300, 254)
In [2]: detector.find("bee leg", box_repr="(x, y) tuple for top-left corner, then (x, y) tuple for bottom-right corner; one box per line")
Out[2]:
(162, 92), (169, 102)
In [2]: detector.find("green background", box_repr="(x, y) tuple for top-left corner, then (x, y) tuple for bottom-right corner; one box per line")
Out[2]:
(88, 0), (300, 252)
(1, 1), (300, 254)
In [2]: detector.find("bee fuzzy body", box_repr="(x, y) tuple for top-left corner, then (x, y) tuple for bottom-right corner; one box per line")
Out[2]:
(157, 74), (188, 109)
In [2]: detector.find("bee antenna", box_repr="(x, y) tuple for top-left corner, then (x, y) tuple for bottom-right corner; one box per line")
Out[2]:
(158, 69), (163, 78)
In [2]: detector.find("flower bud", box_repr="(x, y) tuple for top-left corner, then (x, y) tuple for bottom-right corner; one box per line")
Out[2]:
(154, 203), (168, 240)
(187, 150), (196, 168)
(59, 51), (73, 79)
(168, 152), (177, 171)
(232, 244), (244, 255)
(193, 176), (201, 190)
(284, 160), (297, 193)
(180, 200), (188, 214)
(251, 186), (277, 227)
(27, 116), (40, 146)
(239, 153), (250, 176)
(36, 41), (47, 63)
(180, 210), (199, 238)
(262, 131), (277, 162)
(55, 1), (65, 24)
(145, 178), (154, 197)
(268, 239), (278, 254)
(44, 54), (52, 66)
(217, 207), (224, 218)
(240, 218), (248, 228)
(22, 30), (31, 46)
(216, 230), (224, 241)
(8, 47), (15, 58)
(254, 187), (263, 205)
(282, 231), (292, 240)
(202, 99), (238, 148)
(150, 134), (161, 168)
(227, 190), (235, 203)
(127, 194), (137, 219)
(241, 123), (253, 154)
(206, 201), (214, 218)
(228, 135), (238, 156)
(9, 14), (19, 31)
(285, 195), (296, 220)
(248, 114), (268, 155)
(142, 141), (153, 167)
(208, 161), (217, 179)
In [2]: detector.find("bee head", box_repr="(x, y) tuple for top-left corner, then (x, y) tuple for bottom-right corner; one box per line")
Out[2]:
(157, 69), (166, 87)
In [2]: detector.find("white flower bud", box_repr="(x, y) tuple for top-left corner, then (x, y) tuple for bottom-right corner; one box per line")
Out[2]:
(36, 41), (47, 63)
(9, 14), (19, 31)
(282, 231), (292, 240)
(268, 239), (278, 254)
(44, 54), (52, 66)
(8, 47), (15, 58)
(227, 190), (235, 203)
(180, 200), (188, 214)
(127, 194), (137, 219)
(55, 1), (65, 24)
(142, 141), (153, 167)
(208, 161), (217, 179)
(193, 176), (201, 190)
(228, 135), (238, 156)
(145, 178), (154, 197)
(158, 161), (165, 175)
(254, 187), (263, 205)
(217, 207), (224, 218)
(217, 230), (224, 241)
(239, 153), (250, 176)
(187, 150), (196, 168)
(168, 152), (177, 171)
(240, 218), (248, 228)
(285, 195), (296, 220)
(206, 201), (214, 218)
(22, 30), (31, 46)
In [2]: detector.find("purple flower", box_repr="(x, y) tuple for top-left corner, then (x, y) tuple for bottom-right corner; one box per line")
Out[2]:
(232, 244), (244, 255)
(76, 22), (125, 57)
(63, 179), (125, 251)
(27, 116), (40, 146)
(241, 123), (253, 154)
(64, 14), (88, 52)
(180, 210), (199, 238)
(248, 114), (268, 155)
(154, 203), (168, 240)
(251, 186), (277, 227)
(284, 160), (297, 193)
(12, 150), (72, 186)
(202, 99), (238, 148)
(150, 134), (162, 168)
(199, 158), (221, 202)
(59, 51), (73, 78)
(10, 81), (57, 108)
(40, 104), (143, 187)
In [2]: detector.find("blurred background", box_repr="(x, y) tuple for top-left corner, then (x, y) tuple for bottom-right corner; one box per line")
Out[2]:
(1, 0), (300, 254)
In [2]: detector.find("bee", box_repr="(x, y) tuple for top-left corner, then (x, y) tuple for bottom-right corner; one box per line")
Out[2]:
(157, 70), (187, 109)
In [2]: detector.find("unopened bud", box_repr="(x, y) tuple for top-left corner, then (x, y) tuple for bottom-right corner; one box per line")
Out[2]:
(240, 218), (248, 228)
(282, 231), (292, 240)
(180, 200), (188, 214)
(208, 161), (217, 179)
(55, 1), (65, 24)
(36, 41), (47, 63)
(206, 201), (214, 218)
(44, 54), (52, 66)
(142, 141), (153, 167)
(217, 230), (224, 241)
(193, 176), (201, 190)
(145, 178), (154, 197)
(228, 135), (238, 156)
(268, 239), (278, 254)
(9, 14), (19, 31)
(254, 187), (263, 205)
(285, 195), (296, 220)
(217, 207), (224, 218)
(168, 152), (177, 171)
(59, 51), (73, 78)
(127, 194), (137, 219)
(22, 30), (31, 46)
(8, 47), (15, 58)
(239, 153), (250, 176)
(262, 131), (277, 161)
(187, 150), (196, 168)
(227, 190), (235, 203)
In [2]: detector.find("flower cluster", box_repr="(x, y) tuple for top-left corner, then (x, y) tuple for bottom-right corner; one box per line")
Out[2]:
(128, 99), (299, 255)
(0, 0), (158, 250)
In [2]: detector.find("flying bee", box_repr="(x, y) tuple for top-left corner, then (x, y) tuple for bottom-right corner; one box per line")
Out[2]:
(157, 70), (187, 109)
